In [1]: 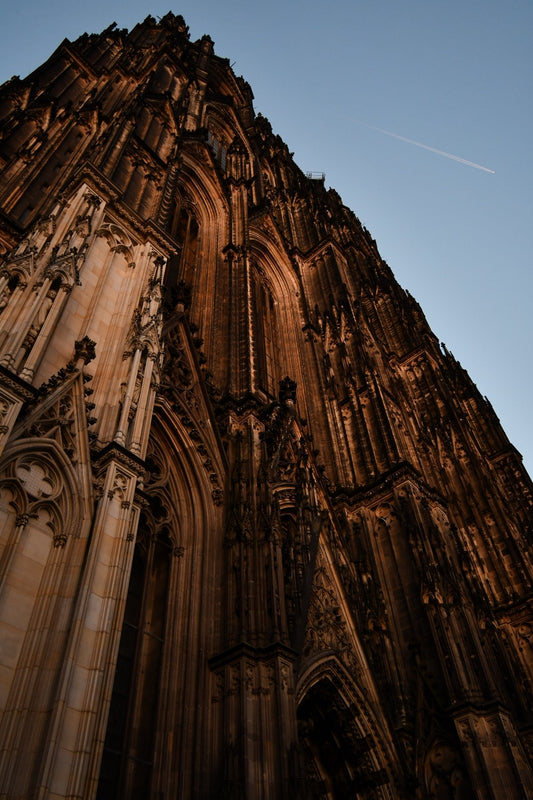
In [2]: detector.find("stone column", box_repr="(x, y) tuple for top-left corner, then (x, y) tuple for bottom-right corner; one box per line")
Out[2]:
(35, 449), (144, 800)
(454, 708), (533, 800)
(18, 283), (70, 381)
(210, 643), (299, 800)
(0, 279), (28, 350)
(0, 274), (53, 370)
(129, 351), (157, 456)
(114, 346), (143, 446)
(0, 513), (29, 593)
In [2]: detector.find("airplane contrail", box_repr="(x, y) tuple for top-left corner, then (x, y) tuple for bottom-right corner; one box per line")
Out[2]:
(364, 124), (495, 174)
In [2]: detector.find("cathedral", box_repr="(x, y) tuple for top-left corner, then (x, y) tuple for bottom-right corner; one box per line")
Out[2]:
(1, 13), (532, 799)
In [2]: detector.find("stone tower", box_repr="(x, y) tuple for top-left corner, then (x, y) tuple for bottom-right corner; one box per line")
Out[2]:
(0, 14), (532, 800)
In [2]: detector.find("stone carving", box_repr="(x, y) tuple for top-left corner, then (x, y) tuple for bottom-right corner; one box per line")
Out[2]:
(1, 448), (79, 550)
(0, 15), (532, 800)
(0, 397), (10, 433)
(108, 470), (130, 500)
(424, 739), (470, 800)
(303, 562), (355, 671)
(15, 461), (54, 499)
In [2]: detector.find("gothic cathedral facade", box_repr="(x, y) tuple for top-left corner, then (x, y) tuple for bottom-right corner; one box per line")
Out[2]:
(0, 14), (532, 800)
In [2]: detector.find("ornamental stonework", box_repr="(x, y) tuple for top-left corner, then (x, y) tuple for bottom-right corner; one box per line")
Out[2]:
(0, 14), (532, 800)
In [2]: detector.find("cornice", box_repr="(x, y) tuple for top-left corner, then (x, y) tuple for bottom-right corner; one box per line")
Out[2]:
(209, 640), (298, 671)
(330, 460), (447, 509)
(91, 441), (146, 475)
(0, 365), (38, 402)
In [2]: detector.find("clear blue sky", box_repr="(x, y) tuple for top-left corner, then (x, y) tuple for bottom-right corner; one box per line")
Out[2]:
(1, 1), (532, 473)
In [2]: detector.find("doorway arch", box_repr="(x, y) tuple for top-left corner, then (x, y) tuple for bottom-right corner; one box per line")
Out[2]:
(296, 657), (399, 799)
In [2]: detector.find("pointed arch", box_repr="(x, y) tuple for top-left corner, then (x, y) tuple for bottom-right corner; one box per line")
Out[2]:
(166, 185), (200, 288)
(97, 403), (224, 798)
(296, 655), (400, 799)
(248, 228), (303, 399)
(0, 436), (85, 544)
(163, 150), (230, 364)
(0, 436), (89, 791)
(203, 102), (252, 169)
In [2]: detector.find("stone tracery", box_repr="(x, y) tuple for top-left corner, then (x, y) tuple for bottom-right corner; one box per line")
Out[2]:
(0, 13), (532, 800)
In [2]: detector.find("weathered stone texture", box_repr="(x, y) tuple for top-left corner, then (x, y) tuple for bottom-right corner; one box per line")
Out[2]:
(0, 13), (532, 799)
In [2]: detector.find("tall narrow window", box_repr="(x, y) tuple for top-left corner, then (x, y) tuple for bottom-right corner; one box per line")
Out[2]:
(253, 270), (280, 398)
(168, 201), (199, 286)
(96, 521), (172, 800)
(207, 129), (227, 170)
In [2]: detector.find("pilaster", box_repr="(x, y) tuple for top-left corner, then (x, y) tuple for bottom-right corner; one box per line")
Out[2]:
(36, 445), (146, 800)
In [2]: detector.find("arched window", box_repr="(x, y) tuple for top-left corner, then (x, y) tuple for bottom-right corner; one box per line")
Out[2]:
(167, 199), (199, 287)
(252, 268), (280, 398)
(207, 129), (227, 171)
